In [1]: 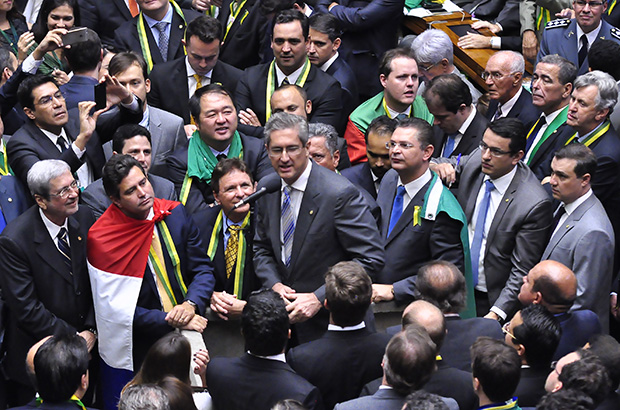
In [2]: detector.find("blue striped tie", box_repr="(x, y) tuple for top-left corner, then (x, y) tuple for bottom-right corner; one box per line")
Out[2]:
(281, 186), (295, 267)
(471, 180), (495, 286)
(57, 227), (72, 274)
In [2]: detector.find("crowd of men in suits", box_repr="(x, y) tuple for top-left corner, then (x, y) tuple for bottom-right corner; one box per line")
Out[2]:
(2, 0), (620, 409)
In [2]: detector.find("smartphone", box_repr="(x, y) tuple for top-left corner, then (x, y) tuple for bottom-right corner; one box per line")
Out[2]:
(94, 82), (106, 111)
(62, 27), (88, 46)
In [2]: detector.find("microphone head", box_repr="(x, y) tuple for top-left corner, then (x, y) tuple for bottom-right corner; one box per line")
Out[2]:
(256, 176), (281, 194)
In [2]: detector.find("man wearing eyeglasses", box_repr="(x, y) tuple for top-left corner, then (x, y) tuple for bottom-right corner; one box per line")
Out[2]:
(0, 159), (97, 406)
(537, 0), (620, 75)
(254, 112), (384, 345)
(432, 117), (552, 322)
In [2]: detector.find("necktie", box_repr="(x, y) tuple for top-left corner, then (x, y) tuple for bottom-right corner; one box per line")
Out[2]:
(56, 136), (68, 153)
(443, 133), (458, 157)
(57, 227), (72, 274)
(193, 74), (203, 90)
(578, 35), (589, 67)
(225, 225), (242, 278)
(281, 186), (295, 267)
(492, 104), (502, 121)
(128, 0), (139, 17)
(551, 205), (566, 233)
(526, 115), (546, 153)
(154, 21), (169, 62)
(470, 180), (495, 286)
(216, 153), (227, 161)
(150, 231), (175, 312)
(395, 113), (408, 120)
(388, 185), (406, 236)
(282, 77), (290, 85)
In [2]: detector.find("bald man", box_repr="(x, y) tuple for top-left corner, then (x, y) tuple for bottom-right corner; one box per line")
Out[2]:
(518, 260), (601, 360)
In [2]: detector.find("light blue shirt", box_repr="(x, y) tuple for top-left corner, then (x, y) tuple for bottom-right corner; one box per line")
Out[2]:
(143, 4), (173, 48)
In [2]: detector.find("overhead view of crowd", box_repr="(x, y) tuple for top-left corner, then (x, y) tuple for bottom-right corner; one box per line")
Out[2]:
(2, 0), (620, 409)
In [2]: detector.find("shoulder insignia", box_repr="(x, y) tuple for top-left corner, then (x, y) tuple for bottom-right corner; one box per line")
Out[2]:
(545, 18), (570, 29)
(611, 27), (620, 40)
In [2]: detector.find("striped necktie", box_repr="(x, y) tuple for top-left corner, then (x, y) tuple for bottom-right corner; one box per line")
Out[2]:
(57, 227), (72, 274)
(281, 186), (295, 267)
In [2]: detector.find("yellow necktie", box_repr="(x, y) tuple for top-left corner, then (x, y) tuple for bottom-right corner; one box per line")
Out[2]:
(190, 75), (203, 126)
(150, 232), (175, 312)
(224, 226), (241, 278)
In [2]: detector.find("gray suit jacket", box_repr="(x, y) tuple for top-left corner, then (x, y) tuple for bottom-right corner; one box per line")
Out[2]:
(542, 193), (614, 332)
(334, 388), (458, 410)
(452, 150), (553, 315)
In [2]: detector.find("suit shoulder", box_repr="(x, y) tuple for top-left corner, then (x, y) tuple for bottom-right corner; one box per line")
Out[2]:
(149, 106), (184, 124)
(545, 18), (570, 30)
(149, 58), (184, 78)
(241, 63), (270, 78)
(216, 60), (243, 76)
(517, 164), (553, 201)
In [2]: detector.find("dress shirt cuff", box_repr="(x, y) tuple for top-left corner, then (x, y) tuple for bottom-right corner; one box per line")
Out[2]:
(22, 54), (43, 74)
(495, 22), (503, 33)
(490, 36), (501, 49)
(120, 95), (140, 111)
(71, 142), (86, 159)
(490, 306), (507, 320)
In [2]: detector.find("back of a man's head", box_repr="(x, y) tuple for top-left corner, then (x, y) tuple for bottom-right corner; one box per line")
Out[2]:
(415, 260), (466, 314)
(402, 300), (446, 351)
(403, 390), (449, 410)
(119, 384), (171, 410)
(64, 29), (102, 73)
(471, 337), (521, 403)
(383, 325), (436, 395)
(587, 334), (620, 392)
(588, 39), (620, 81)
(324, 261), (372, 327)
(521, 260), (576, 313)
(559, 351), (611, 406)
(33, 334), (89, 402)
(536, 389), (595, 410)
(242, 289), (290, 356)
(511, 304), (561, 370)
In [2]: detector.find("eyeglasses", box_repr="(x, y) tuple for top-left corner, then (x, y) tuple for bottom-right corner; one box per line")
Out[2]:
(479, 141), (512, 157)
(36, 90), (65, 107)
(49, 180), (81, 199)
(418, 61), (438, 72)
(550, 360), (561, 375)
(574, 0), (605, 7)
(268, 145), (303, 158)
(502, 321), (517, 340)
(481, 71), (516, 82)
(386, 141), (416, 150)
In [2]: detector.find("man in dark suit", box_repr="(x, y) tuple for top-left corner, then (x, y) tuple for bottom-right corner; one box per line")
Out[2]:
(286, 262), (391, 409)
(0, 160), (96, 406)
(254, 112), (384, 344)
(432, 118), (553, 320)
(167, 84), (273, 215)
(587, 334), (620, 410)
(59, 29), (102, 111)
(504, 305), (562, 408)
(148, 15), (243, 125)
(424, 74), (489, 159)
(81, 124), (177, 219)
(341, 116), (395, 199)
(519, 260), (601, 361)
(308, 13), (358, 119)
(0, 174), (31, 229)
(373, 118), (467, 307)
(235, 10), (343, 134)
(206, 289), (324, 410)
(458, 0), (521, 51)
(113, 0), (201, 69)
(483, 51), (539, 126)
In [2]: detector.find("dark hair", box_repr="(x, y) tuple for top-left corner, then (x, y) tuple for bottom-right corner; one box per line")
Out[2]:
(539, 54), (578, 86)
(559, 351), (611, 406)
(34, 334), (89, 402)
(471, 337), (521, 403)
(273, 9), (309, 39)
(308, 13), (341, 42)
(365, 115), (397, 144)
(188, 83), (235, 123)
(415, 260), (467, 313)
(0, 48), (15, 73)
(536, 389), (595, 410)
(511, 305), (561, 370)
(531, 274), (576, 309)
(324, 261), (372, 327)
(271, 399), (308, 410)
(403, 390), (449, 410)
(64, 28), (101, 72)
(553, 143), (597, 179)
(210, 158), (254, 193)
(384, 326), (437, 395)
(102, 154), (146, 199)
(185, 15), (223, 44)
(379, 47), (417, 77)
(487, 117), (526, 153)
(17, 74), (58, 110)
(588, 39), (620, 81)
(242, 289), (290, 356)
(587, 334), (620, 391)
(259, 0), (297, 16)
(156, 377), (198, 410)
(423, 74), (472, 113)
(112, 124), (152, 153)
(394, 117), (434, 148)
(108, 51), (148, 81)
(33, 0), (80, 43)
(130, 333), (191, 386)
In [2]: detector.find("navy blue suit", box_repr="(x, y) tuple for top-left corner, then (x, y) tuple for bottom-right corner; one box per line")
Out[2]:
(442, 316), (504, 371)
(0, 174), (30, 226)
(59, 75), (98, 111)
(485, 89), (540, 129)
(341, 162), (377, 199)
(553, 310), (601, 361)
(325, 56), (359, 118)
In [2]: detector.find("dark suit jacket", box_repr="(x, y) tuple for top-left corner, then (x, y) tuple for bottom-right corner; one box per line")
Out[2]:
(442, 315), (504, 371)
(0, 174), (31, 224)
(193, 205), (259, 300)
(59, 75), (98, 111)
(485, 89), (540, 129)
(206, 353), (325, 410)
(464, 0), (520, 33)
(80, 174), (177, 219)
(166, 133), (273, 215)
(10, 399), (96, 410)
(132, 204), (215, 368)
(336, 387), (458, 410)
(553, 310), (601, 361)
(217, 0), (269, 69)
(148, 57), (243, 124)
(235, 62), (343, 130)
(515, 366), (548, 408)
(286, 327), (391, 410)
(253, 164), (385, 343)
(113, 8), (201, 66)
(431, 111), (489, 158)
(376, 170), (466, 304)
(341, 162), (377, 199)
(0, 205), (95, 383)
(326, 55), (359, 119)
(527, 121), (574, 180)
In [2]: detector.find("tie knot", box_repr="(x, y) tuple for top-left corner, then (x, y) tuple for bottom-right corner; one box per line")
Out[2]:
(193, 74), (201, 81)
(216, 153), (227, 161)
(154, 21), (168, 32)
(396, 185), (406, 196)
(58, 227), (68, 240)
(484, 179), (495, 192)
(581, 34), (588, 46)
(228, 225), (242, 233)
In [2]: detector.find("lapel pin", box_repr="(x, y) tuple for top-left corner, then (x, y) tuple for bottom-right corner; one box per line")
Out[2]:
(568, 31), (574, 37)
(7, 197), (12, 202)
(179, 24), (183, 29)
(309, 210), (314, 215)
(78, 236), (82, 241)
(505, 199), (510, 202)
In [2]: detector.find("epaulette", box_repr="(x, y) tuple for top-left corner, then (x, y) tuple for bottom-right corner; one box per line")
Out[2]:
(611, 27), (620, 40)
(545, 18), (570, 29)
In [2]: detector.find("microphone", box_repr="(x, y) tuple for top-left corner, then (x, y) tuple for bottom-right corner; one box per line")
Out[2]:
(232, 178), (280, 210)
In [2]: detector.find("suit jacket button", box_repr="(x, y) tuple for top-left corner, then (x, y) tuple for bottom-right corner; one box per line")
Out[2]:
(76, 290), (81, 296)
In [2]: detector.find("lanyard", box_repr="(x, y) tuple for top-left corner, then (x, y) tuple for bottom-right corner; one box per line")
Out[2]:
(610, 0), (617, 14)
(148, 219), (188, 305)
(382, 97), (411, 119)
(0, 22), (19, 54)
(0, 140), (9, 176)
(564, 119), (610, 147)
(526, 106), (568, 165)
(223, 0), (248, 43)
(265, 58), (311, 122)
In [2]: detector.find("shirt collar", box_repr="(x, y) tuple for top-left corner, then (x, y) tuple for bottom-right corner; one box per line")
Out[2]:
(576, 19), (603, 47)
(248, 352), (286, 363)
(499, 87), (523, 115)
(282, 159), (312, 192)
(486, 165), (517, 195)
(140, 105), (150, 128)
(563, 188), (592, 214)
(210, 145), (231, 158)
(458, 105), (477, 135)
(40, 127), (69, 148)
(39, 207), (68, 240)
(543, 104), (566, 123)
(185, 57), (213, 79)
(276, 62), (306, 87)
(328, 321), (365, 331)
(398, 168), (432, 199)
(385, 100), (412, 118)
(577, 120), (606, 141)
(320, 52), (339, 72)
(143, 3), (173, 28)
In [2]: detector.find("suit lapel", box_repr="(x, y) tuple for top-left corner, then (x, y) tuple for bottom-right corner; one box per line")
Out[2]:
(113, 0), (133, 19)
(222, 0), (254, 44)
(27, 122), (63, 157)
(67, 215), (84, 289)
(465, 173), (484, 221)
(485, 167), (522, 250)
(289, 169), (319, 271)
(266, 183), (285, 275)
(563, 21), (579, 68)
(168, 12), (186, 61)
(386, 180), (430, 246)
(34, 213), (74, 285)
(377, 172), (398, 237)
(148, 107), (163, 156)
(543, 195), (594, 258)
